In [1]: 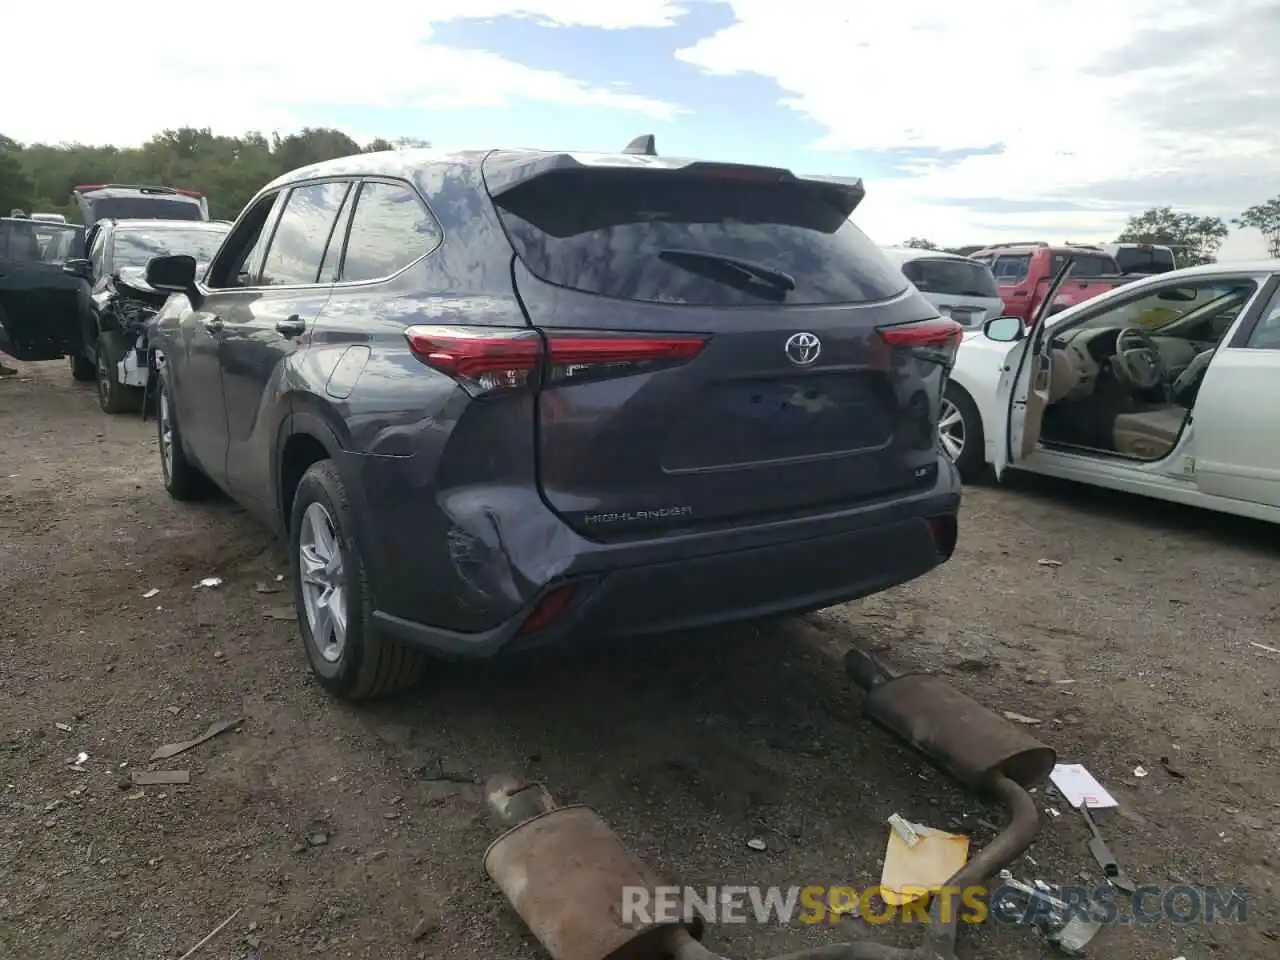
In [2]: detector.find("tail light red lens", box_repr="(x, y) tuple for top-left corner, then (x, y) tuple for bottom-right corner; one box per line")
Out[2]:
(877, 317), (964, 369)
(404, 325), (708, 396)
(517, 583), (580, 634)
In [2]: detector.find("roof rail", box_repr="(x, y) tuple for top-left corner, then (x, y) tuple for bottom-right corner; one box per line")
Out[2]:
(980, 241), (1048, 250)
(622, 134), (656, 156)
(1064, 241), (1103, 250)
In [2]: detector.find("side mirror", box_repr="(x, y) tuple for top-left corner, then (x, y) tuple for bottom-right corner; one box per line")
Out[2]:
(983, 316), (1025, 343)
(145, 254), (198, 294)
(62, 258), (92, 280)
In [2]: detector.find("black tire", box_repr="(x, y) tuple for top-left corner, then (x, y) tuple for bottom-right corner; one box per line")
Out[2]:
(289, 460), (426, 701)
(157, 374), (213, 501)
(68, 350), (95, 382)
(940, 383), (988, 484)
(96, 332), (143, 414)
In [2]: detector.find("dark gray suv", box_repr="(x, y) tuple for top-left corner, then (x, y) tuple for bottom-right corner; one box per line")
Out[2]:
(144, 146), (963, 701)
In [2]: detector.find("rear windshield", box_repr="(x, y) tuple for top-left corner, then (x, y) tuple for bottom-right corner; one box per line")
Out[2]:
(80, 195), (203, 222)
(1050, 252), (1119, 277)
(1113, 247), (1176, 275)
(491, 170), (909, 306)
(901, 257), (999, 298)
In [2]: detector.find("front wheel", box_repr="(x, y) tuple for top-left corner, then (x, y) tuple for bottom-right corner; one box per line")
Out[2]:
(290, 460), (426, 701)
(939, 384), (987, 483)
(157, 375), (213, 501)
(96, 332), (143, 414)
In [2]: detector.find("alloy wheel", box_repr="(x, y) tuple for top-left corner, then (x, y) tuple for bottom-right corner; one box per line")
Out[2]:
(299, 501), (347, 664)
(938, 397), (966, 462)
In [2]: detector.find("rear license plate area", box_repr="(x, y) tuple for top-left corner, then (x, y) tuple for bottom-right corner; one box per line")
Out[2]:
(663, 374), (891, 470)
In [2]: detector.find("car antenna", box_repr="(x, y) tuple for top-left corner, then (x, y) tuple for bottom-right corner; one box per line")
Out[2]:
(622, 134), (656, 156)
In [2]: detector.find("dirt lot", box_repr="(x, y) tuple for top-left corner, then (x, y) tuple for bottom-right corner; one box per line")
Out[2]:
(1, 356), (1276, 960)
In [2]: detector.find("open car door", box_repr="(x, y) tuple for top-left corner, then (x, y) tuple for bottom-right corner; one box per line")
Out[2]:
(0, 219), (85, 361)
(991, 259), (1077, 478)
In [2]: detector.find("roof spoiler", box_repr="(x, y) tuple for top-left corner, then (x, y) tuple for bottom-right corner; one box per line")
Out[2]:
(483, 153), (866, 218)
(623, 134), (656, 156)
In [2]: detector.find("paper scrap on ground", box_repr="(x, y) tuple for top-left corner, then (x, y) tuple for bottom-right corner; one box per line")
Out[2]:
(1050, 763), (1118, 809)
(150, 718), (242, 761)
(879, 821), (970, 906)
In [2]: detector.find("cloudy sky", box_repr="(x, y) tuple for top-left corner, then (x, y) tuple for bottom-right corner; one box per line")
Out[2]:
(10, 0), (1276, 257)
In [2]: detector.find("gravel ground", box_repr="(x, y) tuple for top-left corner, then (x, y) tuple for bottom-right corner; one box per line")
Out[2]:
(1, 357), (1277, 960)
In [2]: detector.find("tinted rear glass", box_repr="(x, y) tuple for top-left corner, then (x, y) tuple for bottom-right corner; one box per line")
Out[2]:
(1114, 247), (1175, 274)
(901, 258), (999, 298)
(81, 196), (203, 222)
(1050, 252), (1118, 277)
(491, 170), (908, 306)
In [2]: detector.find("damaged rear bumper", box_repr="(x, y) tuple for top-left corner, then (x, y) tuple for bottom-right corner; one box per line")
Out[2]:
(362, 455), (960, 659)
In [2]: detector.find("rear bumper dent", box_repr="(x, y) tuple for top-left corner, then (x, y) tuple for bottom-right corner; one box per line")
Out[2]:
(373, 497), (957, 659)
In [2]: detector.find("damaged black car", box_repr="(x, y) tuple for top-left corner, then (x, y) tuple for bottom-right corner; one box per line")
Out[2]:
(62, 218), (229, 412)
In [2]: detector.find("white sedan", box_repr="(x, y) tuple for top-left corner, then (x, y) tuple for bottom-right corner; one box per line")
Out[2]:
(942, 259), (1280, 523)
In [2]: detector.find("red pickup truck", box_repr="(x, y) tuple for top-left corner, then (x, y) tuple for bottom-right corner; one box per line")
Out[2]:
(969, 242), (1135, 323)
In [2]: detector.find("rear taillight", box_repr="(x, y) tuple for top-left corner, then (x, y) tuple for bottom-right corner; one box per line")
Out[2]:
(542, 334), (706, 386)
(404, 325), (708, 396)
(877, 317), (964, 369)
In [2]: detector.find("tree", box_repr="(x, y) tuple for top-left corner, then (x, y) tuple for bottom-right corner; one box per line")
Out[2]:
(0, 145), (33, 215)
(902, 237), (939, 250)
(1233, 196), (1280, 259)
(0, 126), (397, 222)
(1115, 206), (1228, 268)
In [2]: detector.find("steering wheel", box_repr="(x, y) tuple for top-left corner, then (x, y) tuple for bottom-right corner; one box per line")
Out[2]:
(1112, 327), (1167, 391)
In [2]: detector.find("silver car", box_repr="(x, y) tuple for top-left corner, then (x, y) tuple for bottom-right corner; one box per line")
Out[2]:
(880, 247), (1004, 329)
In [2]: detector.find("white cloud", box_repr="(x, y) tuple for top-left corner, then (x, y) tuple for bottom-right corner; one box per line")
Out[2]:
(4, 1), (686, 146)
(676, 0), (1277, 253)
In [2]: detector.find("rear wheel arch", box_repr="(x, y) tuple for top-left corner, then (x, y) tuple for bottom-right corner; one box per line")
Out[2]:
(277, 415), (342, 530)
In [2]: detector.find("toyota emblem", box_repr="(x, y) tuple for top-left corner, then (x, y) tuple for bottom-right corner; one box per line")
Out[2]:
(784, 332), (821, 366)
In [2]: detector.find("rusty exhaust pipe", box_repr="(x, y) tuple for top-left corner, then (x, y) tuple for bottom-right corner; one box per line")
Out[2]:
(484, 651), (1056, 960)
(484, 776), (704, 960)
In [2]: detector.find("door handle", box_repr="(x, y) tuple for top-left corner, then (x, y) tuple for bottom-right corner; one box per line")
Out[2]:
(275, 315), (306, 338)
(202, 316), (224, 333)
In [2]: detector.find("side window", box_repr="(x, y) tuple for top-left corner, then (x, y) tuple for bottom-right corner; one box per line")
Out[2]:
(0, 222), (12, 258)
(1243, 285), (1280, 350)
(260, 181), (352, 287)
(992, 255), (1030, 283)
(89, 228), (108, 273)
(339, 180), (442, 283)
(205, 192), (283, 289)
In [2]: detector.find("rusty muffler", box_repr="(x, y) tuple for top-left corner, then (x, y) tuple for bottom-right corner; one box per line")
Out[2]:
(845, 648), (1056, 789)
(483, 653), (1058, 960)
(484, 789), (699, 960)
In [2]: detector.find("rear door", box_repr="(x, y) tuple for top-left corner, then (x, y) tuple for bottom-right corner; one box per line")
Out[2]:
(900, 256), (1004, 329)
(220, 181), (351, 510)
(0, 219), (84, 361)
(486, 159), (960, 535)
(1192, 277), (1280, 505)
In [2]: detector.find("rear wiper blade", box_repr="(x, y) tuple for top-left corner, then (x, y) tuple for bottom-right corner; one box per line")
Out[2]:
(658, 248), (797, 292)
